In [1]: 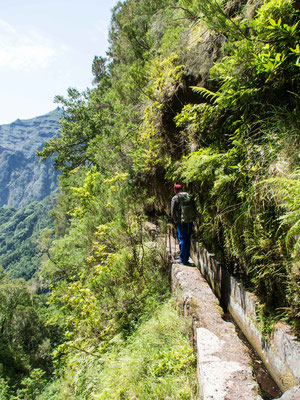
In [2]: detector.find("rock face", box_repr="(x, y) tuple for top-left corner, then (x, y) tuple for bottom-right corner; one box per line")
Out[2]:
(279, 386), (300, 400)
(0, 108), (61, 207)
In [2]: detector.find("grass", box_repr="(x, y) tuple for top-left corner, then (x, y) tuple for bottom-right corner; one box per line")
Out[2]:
(37, 299), (198, 400)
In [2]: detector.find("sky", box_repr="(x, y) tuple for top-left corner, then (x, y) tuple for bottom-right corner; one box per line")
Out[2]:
(0, 0), (119, 124)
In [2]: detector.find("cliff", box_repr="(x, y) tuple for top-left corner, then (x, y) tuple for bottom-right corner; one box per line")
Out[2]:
(0, 108), (62, 207)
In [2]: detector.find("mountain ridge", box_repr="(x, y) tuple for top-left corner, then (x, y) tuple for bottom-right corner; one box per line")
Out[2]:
(0, 108), (62, 207)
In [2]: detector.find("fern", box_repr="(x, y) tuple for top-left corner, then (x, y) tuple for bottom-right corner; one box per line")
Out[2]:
(190, 86), (219, 102)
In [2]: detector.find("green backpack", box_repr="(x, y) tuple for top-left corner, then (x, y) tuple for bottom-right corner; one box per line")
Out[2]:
(178, 193), (196, 223)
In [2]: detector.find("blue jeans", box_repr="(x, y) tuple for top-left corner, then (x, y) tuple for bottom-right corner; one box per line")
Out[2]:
(176, 222), (193, 264)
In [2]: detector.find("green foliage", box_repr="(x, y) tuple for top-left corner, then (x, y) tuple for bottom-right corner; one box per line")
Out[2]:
(44, 178), (170, 350)
(263, 169), (300, 259)
(37, 301), (198, 400)
(0, 272), (60, 392)
(109, 0), (170, 64)
(171, 0), (300, 332)
(0, 377), (11, 400)
(179, 0), (245, 37)
(14, 369), (47, 400)
(21, 0), (299, 397)
(37, 89), (99, 173)
(94, 300), (197, 400)
(0, 195), (55, 280)
(32, 163), (177, 397)
(91, 56), (109, 86)
(37, 0), (300, 338)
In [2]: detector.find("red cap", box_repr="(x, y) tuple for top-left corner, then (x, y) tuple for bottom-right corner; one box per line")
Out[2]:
(174, 184), (182, 190)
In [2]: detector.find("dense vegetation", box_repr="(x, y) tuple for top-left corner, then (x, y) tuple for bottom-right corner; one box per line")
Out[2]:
(0, 269), (62, 396)
(0, 195), (56, 280)
(1, 0), (299, 398)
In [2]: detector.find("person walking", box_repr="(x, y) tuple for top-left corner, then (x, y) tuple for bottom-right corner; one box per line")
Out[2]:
(171, 184), (196, 265)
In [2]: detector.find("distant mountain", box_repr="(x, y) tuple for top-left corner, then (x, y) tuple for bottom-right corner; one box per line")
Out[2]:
(0, 108), (62, 207)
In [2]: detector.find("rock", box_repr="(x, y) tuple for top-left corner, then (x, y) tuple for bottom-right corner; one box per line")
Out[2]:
(0, 108), (61, 207)
(278, 386), (300, 400)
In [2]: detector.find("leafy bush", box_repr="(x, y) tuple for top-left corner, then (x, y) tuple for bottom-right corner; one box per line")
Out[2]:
(37, 301), (198, 400)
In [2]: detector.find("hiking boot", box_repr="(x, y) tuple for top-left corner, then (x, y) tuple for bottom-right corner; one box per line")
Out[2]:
(183, 261), (193, 266)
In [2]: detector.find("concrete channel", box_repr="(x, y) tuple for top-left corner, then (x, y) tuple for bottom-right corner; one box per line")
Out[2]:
(165, 226), (300, 400)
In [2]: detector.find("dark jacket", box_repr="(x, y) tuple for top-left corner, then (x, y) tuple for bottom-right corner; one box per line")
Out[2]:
(171, 193), (181, 224)
(171, 192), (196, 224)
(171, 192), (185, 224)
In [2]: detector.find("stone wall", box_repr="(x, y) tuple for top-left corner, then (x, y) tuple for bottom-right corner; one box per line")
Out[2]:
(171, 263), (262, 400)
(191, 241), (300, 393)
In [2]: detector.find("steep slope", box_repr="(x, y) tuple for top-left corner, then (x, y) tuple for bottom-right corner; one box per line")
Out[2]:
(0, 108), (62, 207)
(0, 194), (56, 279)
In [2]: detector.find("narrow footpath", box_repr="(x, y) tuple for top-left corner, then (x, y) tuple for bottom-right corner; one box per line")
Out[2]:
(165, 228), (300, 400)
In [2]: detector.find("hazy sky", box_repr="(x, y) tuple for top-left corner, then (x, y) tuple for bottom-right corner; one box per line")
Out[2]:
(0, 0), (119, 124)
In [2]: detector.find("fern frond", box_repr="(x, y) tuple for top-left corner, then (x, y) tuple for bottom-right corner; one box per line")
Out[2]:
(190, 86), (219, 103)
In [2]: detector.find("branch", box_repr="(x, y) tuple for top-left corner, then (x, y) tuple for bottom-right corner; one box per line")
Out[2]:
(65, 343), (103, 359)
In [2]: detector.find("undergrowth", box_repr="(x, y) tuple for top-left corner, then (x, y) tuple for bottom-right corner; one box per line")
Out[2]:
(36, 300), (198, 400)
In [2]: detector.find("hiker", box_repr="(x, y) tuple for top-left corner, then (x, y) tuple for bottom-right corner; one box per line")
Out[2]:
(171, 184), (196, 265)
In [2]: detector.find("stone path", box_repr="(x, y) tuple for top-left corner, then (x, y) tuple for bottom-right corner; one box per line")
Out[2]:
(146, 222), (300, 399)
(172, 263), (262, 400)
